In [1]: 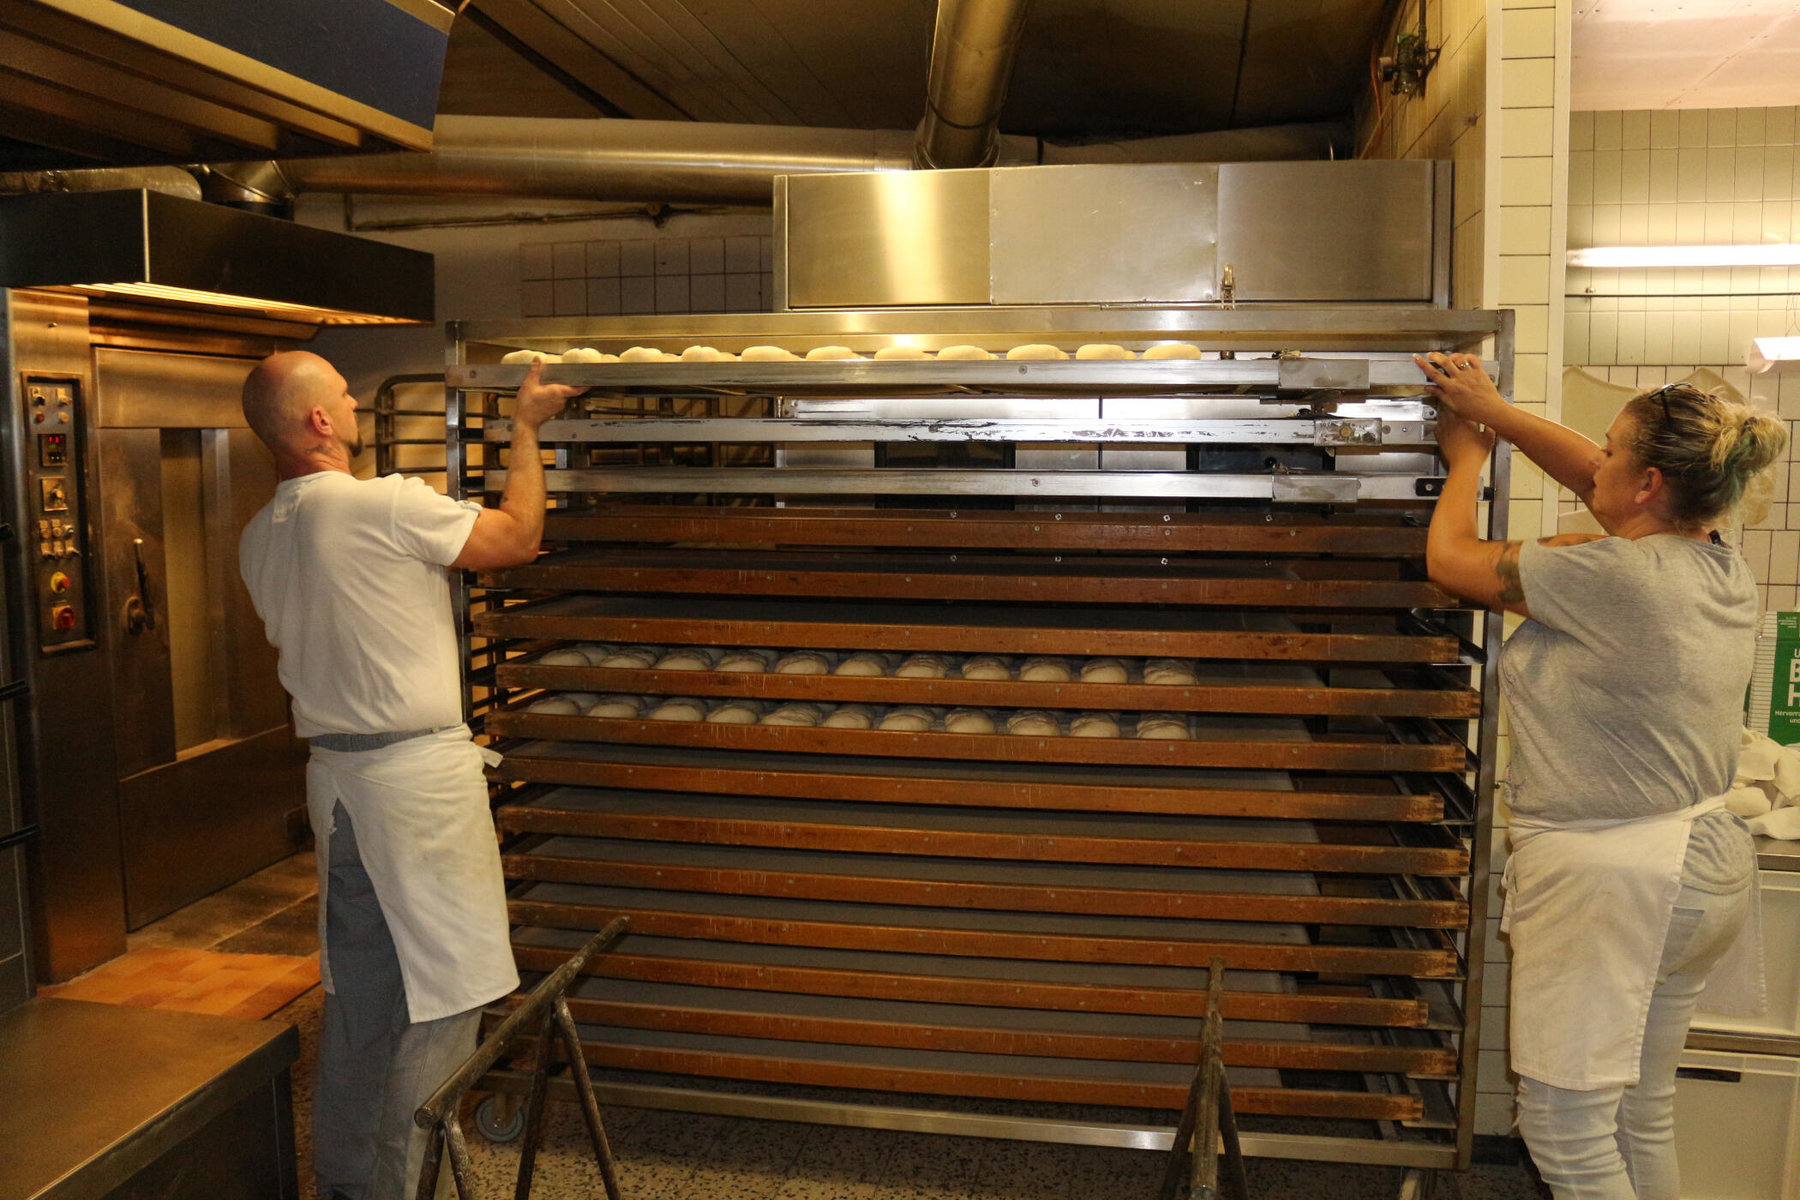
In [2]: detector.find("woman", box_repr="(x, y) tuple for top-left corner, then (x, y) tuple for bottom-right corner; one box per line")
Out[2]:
(1414, 352), (1784, 1200)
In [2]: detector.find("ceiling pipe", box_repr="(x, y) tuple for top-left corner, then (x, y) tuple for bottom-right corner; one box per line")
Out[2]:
(0, 165), (202, 201)
(913, 0), (1035, 170)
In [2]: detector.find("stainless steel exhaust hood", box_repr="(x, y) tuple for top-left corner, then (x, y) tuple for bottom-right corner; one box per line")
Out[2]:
(0, 189), (433, 324)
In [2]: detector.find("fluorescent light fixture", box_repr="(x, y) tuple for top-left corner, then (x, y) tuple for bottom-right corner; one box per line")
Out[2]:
(1748, 336), (1800, 374)
(1567, 244), (1800, 268)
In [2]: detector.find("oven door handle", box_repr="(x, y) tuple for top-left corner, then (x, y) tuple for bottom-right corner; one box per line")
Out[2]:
(125, 536), (157, 634)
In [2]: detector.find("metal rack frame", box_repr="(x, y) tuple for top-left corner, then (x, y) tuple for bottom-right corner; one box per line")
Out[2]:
(443, 305), (1512, 1173)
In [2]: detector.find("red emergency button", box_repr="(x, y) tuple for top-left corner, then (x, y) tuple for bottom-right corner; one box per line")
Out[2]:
(50, 604), (76, 631)
(48, 572), (70, 594)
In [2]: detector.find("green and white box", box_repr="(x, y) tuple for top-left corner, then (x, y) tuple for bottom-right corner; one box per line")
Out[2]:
(1749, 612), (1800, 744)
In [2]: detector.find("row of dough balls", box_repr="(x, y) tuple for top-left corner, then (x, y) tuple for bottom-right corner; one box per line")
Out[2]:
(499, 343), (1208, 365)
(535, 644), (1202, 685)
(522, 693), (1197, 738)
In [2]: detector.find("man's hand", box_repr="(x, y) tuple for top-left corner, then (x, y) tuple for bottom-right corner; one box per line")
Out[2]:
(1414, 352), (1507, 424)
(513, 358), (586, 432)
(1436, 407), (1495, 471)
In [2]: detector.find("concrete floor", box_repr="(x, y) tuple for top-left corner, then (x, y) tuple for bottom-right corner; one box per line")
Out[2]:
(140, 851), (1550, 1200)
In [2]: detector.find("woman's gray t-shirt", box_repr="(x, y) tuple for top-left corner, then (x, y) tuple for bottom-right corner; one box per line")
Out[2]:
(1504, 534), (1758, 826)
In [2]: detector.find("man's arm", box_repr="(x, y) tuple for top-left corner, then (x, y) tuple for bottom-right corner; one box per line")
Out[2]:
(452, 360), (583, 569)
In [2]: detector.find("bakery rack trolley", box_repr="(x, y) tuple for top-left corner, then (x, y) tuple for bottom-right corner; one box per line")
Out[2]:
(443, 304), (1513, 1179)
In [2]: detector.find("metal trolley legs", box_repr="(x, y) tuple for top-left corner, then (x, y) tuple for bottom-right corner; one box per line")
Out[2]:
(413, 917), (632, 1200)
(1159, 957), (1250, 1200)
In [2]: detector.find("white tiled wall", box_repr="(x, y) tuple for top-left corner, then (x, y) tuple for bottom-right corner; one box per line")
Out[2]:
(520, 233), (776, 317)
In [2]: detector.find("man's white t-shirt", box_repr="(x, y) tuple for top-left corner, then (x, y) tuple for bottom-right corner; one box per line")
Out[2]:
(238, 471), (480, 738)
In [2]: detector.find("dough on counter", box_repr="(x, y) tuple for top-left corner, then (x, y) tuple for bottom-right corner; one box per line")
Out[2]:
(1071, 712), (1120, 738)
(960, 655), (1012, 681)
(525, 695), (581, 714)
(741, 345), (800, 362)
(895, 653), (951, 679)
(762, 701), (825, 727)
(654, 646), (720, 671)
(647, 696), (707, 722)
(1144, 658), (1199, 686)
(873, 345), (932, 360)
(680, 345), (736, 362)
(822, 703), (875, 730)
(619, 346), (665, 363)
(585, 694), (644, 718)
(717, 647), (774, 673)
(1019, 656), (1072, 683)
(1079, 657), (1129, 684)
(775, 649), (833, 675)
(805, 345), (863, 361)
(1006, 343), (1069, 361)
(536, 647), (591, 667)
(501, 349), (560, 364)
(598, 645), (661, 669)
(1136, 712), (1191, 739)
(833, 651), (890, 677)
(1006, 709), (1060, 736)
(945, 708), (995, 735)
(937, 345), (996, 361)
(706, 700), (764, 724)
(1075, 344), (1135, 360)
(878, 705), (937, 732)
(1143, 343), (1203, 360)
(561, 347), (605, 363)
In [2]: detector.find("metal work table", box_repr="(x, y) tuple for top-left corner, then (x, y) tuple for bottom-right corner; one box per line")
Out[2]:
(0, 997), (299, 1200)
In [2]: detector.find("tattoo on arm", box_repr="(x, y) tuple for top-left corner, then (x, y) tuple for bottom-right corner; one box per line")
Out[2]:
(1496, 541), (1526, 604)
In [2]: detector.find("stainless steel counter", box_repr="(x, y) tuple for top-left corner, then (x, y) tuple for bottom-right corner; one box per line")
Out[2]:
(1757, 835), (1800, 873)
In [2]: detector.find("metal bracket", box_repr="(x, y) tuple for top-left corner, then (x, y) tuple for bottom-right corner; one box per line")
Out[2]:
(1278, 356), (1371, 391)
(1313, 417), (1383, 447)
(1272, 474), (1359, 504)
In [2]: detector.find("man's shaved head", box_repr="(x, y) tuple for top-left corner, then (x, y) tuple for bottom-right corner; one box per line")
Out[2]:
(241, 351), (338, 449)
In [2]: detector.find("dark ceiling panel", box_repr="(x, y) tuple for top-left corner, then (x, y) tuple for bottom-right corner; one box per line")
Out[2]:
(1232, 0), (1392, 128)
(440, 11), (613, 117)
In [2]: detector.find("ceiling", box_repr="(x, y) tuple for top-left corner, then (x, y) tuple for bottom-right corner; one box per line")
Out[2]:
(440, 0), (1392, 139)
(1573, 0), (1800, 111)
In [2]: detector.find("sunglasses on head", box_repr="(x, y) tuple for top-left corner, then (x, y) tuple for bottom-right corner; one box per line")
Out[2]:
(1641, 383), (1685, 425)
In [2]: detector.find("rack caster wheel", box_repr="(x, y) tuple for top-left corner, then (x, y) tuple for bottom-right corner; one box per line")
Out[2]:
(473, 1094), (525, 1143)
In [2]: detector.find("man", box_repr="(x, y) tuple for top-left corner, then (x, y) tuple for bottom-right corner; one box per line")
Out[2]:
(238, 351), (580, 1200)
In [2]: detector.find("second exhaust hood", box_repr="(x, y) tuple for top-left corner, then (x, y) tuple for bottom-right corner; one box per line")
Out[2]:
(0, 189), (434, 325)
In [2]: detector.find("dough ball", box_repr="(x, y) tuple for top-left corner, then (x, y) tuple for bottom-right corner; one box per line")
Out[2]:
(585, 694), (644, 718)
(717, 648), (774, 673)
(937, 345), (996, 361)
(501, 349), (558, 365)
(1143, 343), (1203, 360)
(1019, 656), (1072, 683)
(1006, 343), (1069, 361)
(878, 705), (937, 732)
(833, 651), (891, 677)
(1075, 344), (1135, 360)
(1136, 713), (1191, 739)
(805, 345), (862, 361)
(1079, 657), (1129, 684)
(562, 347), (604, 364)
(526, 695), (580, 715)
(960, 655), (1012, 681)
(873, 345), (931, 360)
(895, 653), (950, 679)
(1070, 712), (1120, 738)
(945, 708), (995, 735)
(1006, 710), (1060, 737)
(571, 642), (614, 665)
(654, 647), (720, 671)
(775, 650), (833, 675)
(598, 645), (661, 669)
(762, 702), (825, 727)
(680, 345), (731, 362)
(741, 345), (800, 362)
(648, 696), (706, 722)
(536, 647), (590, 667)
(619, 346), (665, 363)
(706, 700), (764, 724)
(822, 704), (875, 730)
(1143, 658), (1198, 686)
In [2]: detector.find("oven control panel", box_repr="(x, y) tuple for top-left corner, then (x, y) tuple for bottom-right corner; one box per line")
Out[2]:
(22, 375), (92, 652)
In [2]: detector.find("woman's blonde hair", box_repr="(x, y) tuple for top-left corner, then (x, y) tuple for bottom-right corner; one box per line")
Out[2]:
(1622, 383), (1788, 528)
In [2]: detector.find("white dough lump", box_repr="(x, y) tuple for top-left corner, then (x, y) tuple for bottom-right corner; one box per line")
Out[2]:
(878, 705), (938, 732)
(960, 655), (1012, 681)
(1006, 709), (1060, 736)
(775, 649), (834, 675)
(585, 694), (645, 718)
(648, 696), (707, 721)
(717, 648), (775, 673)
(804, 345), (862, 361)
(1143, 343), (1203, 360)
(561, 347), (606, 363)
(1143, 658), (1198, 686)
(706, 700), (764, 724)
(762, 702), (826, 727)
(1136, 712), (1191, 739)
(598, 645), (661, 669)
(535, 647), (591, 667)
(653, 647), (720, 671)
(945, 708), (995, 735)
(822, 703), (875, 730)
(501, 349), (560, 364)
(680, 345), (736, 362)
(895, 653), (952, 679)
(1075, 344), (1135, 360)
(1006, 343), (1069, 361)
(618, 346), (665, 363)
(526, 694), (584, 714)
(1071, 712), (1120, 738)
(1019, 656), (1072, 683)
(873, 345), (932, 360)
(1079, 657), (1129, 684)
(937, 345), (996, 361)
(571, 643), (614, 665)
(832, 651), (890, 677)
(741, 345), (800, 361)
